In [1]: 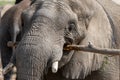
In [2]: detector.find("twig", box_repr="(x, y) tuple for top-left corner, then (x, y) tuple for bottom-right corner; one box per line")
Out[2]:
(64, 42), (120, 55)
(3, 63), (14, 75)
(3, 42), (120, 75)
(7, 41), (18, 48)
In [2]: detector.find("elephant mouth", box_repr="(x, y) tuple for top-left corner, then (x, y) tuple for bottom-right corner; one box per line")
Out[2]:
(63, 40), (73, 55)
(51, 42), (72, 73)
(58, 40), (74, 68)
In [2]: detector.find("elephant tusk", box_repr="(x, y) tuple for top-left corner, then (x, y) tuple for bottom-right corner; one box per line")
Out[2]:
(52, 61), (58, 73)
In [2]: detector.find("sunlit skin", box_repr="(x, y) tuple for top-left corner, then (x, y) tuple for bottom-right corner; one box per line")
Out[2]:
(1, 0), (120, 80)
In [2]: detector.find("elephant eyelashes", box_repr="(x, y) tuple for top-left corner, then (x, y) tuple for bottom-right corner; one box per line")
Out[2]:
(68, 22), (76, 32)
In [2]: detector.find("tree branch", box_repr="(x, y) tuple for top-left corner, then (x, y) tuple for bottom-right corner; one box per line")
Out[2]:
(3, 63), (14, 75)
(64, 42), (120, 55)
(7, 41), (18, 48)
(3, 42), (120, 75)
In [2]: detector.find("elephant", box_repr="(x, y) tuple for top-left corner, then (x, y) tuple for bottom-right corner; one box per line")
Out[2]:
(11, 0), (120, 80)
(0, 8), (4, 80)
(97, 0), (120, 48)
(0, 4), (13, 17)
(0, 0), (31, 79)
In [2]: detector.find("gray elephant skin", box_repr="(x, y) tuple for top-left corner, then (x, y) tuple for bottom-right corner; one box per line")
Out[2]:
(0, 0), (31, 79)
(13, 0), (120, 80)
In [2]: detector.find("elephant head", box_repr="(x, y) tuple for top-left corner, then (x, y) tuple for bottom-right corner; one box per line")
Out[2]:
(15, 0), (117, 80)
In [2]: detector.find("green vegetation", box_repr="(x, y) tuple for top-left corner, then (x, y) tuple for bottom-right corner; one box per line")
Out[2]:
(0, 1), (15, 6)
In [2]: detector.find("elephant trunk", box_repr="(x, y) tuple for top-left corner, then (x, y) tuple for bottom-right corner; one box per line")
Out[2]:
(16, 17), (64, 80)
(16, 39), (63, 80)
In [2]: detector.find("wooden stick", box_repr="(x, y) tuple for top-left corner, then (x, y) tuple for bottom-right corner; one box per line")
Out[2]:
(3, 63), (14, 75)
(3, 42), (120, 75)
(64, 42), (120, 55)
(7, 41), (17, 48)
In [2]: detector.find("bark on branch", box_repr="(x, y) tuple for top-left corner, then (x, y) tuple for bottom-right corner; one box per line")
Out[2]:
(64, 42), (120, 55)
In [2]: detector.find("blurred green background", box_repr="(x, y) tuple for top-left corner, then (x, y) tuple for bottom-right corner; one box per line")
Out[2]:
(0, 0), (15, 6)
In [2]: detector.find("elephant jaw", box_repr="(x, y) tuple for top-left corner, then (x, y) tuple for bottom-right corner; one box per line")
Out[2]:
(52, 61), (58, 73)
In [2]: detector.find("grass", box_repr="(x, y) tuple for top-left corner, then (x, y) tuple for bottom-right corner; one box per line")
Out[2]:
(0, 1), (15, 6)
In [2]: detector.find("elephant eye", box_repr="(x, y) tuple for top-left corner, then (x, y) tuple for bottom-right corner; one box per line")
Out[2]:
(68, 22), (76, 32)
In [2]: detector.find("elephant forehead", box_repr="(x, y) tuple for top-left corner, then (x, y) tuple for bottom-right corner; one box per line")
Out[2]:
(35, 0), (74, 20)
(35, 8), (57, 20)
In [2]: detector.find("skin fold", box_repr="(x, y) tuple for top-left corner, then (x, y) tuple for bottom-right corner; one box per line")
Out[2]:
(3, 0), (120, 80)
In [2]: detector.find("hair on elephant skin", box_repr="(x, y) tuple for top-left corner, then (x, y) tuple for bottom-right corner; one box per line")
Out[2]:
(14, 0), (120, 80)
(0, 0), (31, 79)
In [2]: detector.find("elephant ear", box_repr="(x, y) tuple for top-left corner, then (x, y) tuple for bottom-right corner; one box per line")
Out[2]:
(97, 0), (120, 48)
(61, 0), (114, 79)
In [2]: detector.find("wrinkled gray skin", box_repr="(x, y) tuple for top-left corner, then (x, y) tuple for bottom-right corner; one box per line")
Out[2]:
(15, 0), (120, 80)
(0, 0), (31, 79)
(97, 0), (120, 48)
